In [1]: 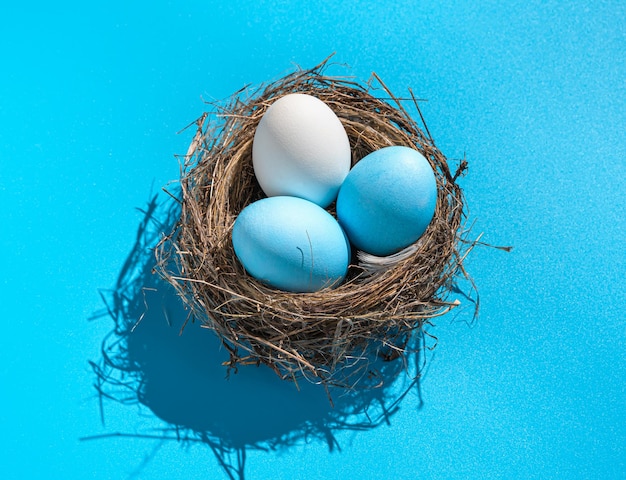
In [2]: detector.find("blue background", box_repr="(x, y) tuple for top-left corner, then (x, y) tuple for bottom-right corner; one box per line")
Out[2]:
(1, 1), (625, 479)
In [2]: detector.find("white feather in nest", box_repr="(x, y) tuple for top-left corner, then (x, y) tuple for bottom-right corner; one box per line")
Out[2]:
(357, 238), (425, 274)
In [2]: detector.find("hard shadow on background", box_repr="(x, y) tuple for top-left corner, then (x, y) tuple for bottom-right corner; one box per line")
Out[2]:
(84, 193), (428, 480)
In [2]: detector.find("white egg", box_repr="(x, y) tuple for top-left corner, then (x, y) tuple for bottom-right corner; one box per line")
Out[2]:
(252, 93), (351, 208)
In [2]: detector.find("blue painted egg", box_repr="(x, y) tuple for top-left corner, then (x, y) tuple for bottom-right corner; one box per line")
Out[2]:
(336, 146), (437, 256)
(232, 196), (351, 292)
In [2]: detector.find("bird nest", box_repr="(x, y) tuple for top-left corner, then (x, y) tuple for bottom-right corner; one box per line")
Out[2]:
(155, 57), (471, 390)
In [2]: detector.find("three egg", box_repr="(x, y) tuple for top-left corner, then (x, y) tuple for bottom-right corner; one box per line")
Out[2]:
(232, 93), (438, 292)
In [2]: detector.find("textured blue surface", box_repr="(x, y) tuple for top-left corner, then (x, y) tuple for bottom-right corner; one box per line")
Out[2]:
(1, 1), (625, 479)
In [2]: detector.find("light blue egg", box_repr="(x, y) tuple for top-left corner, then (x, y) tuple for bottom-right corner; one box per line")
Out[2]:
(232, 196), (351, 293)
(336, 146), (437, 256)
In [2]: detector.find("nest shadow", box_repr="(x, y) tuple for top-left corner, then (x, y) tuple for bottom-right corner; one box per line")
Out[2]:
(87, 193), (429, 479)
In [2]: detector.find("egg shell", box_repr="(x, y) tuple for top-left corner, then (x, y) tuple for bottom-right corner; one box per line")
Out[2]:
(232, 196), (351, 293)
(336, 146), (437, 256)
(252, 93), (351, 208)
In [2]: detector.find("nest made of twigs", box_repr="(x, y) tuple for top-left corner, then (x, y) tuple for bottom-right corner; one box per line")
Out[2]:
(155, 57), (470, 389)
